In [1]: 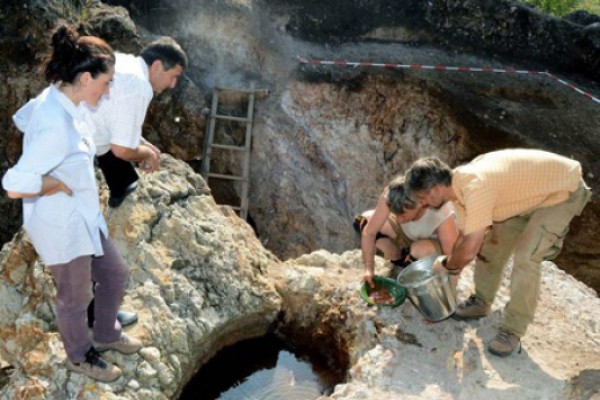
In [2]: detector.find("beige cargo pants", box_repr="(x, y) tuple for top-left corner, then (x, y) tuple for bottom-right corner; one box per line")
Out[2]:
(473, 180), (592, 337)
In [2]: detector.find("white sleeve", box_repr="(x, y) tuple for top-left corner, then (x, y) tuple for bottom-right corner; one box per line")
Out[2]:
(2, 128), (69, 194)
(108, 92), (151, 150)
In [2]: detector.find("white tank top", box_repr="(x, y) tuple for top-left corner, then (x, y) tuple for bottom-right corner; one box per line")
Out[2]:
(401, 202), (455, 241)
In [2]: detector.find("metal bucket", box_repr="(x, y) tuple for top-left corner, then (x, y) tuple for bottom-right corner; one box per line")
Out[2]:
(396, 254), (456, 321)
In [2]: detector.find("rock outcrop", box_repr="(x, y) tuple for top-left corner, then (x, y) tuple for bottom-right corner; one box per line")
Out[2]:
(0, 156), (282, 399)
(2, 0), (598, 292)
(0, 157), (599, 399)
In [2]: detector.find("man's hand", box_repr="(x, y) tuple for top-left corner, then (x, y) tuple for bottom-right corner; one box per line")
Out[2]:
(111, 142), (161, 173)
(139, 144), (160, 173)
(145, 141), (162, 156)
(432, 255), (461, 276)
(432, 255), (448, 275)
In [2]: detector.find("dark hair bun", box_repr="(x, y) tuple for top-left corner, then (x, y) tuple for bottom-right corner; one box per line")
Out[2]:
(42, 23), (114, 84)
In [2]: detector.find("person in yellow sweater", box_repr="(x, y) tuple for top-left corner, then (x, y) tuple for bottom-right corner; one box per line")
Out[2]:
(404, 149), (591, 357)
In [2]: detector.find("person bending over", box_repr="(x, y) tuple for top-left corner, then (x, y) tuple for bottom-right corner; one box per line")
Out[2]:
(405, 149), (591, 357)
(358, 175), (458, 288)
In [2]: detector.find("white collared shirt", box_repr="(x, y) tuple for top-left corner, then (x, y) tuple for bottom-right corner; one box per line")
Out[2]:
(85, 53), (154, 155)
(1, 85), (108, 265)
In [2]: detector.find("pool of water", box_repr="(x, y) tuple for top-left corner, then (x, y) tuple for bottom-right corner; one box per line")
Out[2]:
(179, 334), (341, 400)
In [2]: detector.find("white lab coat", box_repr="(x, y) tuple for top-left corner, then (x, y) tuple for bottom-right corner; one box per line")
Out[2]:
(2, 85), (108, 265)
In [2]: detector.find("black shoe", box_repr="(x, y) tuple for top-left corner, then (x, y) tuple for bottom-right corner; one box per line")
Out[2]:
(108, 182), (138, 208)
(117, 310), (138, 327)
(391, 247), (416, 268)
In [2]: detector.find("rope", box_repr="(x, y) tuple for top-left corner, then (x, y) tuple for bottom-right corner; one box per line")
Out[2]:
(297, 56), (600, 105)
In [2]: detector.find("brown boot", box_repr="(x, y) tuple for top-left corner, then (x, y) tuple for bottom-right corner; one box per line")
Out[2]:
(453, 295), (491, 320)
(488, 328), (521, 357)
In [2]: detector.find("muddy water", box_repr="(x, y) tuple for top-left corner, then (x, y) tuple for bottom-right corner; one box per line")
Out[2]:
(179, 335), (340, 400)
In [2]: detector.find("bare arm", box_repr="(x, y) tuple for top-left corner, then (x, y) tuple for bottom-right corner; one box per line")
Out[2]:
(437, 216), (458, 256)
(445, 228), (486, 271)
(139, 137), (161, 156)
(361, 191), (391, 287)
(111, 143), (160, 172)
(6, 175), (71, 199)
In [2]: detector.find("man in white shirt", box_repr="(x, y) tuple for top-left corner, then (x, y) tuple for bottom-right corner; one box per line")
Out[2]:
(85, 37), (187, 327)
(88, 36), (187, 208)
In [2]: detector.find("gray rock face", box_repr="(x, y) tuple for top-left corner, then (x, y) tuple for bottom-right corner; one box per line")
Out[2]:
(0, 11), (599, 399)
(39, 0), (600, 290)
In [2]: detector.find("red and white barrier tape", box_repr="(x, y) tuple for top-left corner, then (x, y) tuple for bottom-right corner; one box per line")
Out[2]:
(297, 56), (600, 105)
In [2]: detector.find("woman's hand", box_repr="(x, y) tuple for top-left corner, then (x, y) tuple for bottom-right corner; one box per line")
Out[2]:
(42, 176), (72, 196)
(362, 268), (375, 289)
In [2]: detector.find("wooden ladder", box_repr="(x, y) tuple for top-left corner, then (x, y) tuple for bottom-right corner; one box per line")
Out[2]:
(200, 84), (265, 220)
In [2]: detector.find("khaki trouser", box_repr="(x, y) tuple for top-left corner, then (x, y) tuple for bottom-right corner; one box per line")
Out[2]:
(473, 180), (591, 337)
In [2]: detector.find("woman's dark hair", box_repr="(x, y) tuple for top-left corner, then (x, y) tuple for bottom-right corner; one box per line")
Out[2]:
(43, 24), (115, 84)
(140, 36), (188, 70)
(386, 175), (418, 214)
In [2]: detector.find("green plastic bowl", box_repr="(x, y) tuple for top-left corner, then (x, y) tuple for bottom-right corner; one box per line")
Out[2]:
(360, 276), (407, 307)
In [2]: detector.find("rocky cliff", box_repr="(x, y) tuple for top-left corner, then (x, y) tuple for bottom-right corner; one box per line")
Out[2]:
(0, 156), (598, 399)
(1, 0), (599, 292)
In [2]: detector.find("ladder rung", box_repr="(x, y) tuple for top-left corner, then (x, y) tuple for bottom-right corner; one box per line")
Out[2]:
(211, 143), (247, 151)
(207, 173), (247, 181)
(217, 204), (242, 211)
(217, 86), (269, 95)
(213, 114), (250, 123)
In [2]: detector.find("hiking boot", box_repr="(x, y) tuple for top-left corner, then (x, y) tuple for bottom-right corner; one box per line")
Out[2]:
(65, 347), (122, 382)
(117, 310), (138, 328)
(453, 295), (491, 320)
(94, 334), (142, 355)
(488, 328), (521, 357)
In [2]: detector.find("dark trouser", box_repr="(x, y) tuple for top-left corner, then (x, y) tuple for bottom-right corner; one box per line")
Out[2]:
(97, 150), (138, 198)
(48, 235), (128, 363)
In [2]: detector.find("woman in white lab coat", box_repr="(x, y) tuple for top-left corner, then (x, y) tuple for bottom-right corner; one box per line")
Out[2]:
(2, 24), (141, 382)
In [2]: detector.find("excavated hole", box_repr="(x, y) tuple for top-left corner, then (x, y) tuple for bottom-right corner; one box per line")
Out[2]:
(179, 333), (344, 399)
(178, 314), (349, 400)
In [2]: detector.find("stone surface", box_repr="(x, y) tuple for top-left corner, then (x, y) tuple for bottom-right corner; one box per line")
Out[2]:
(0, 156), (282, 399)
(280, 251), (600, 400)
(0, 157), (598, 399)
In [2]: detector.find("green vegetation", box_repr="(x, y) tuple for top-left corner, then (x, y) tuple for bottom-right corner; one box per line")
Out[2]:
(521, 0), (600, 16)
(61, 0), (97, 22)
